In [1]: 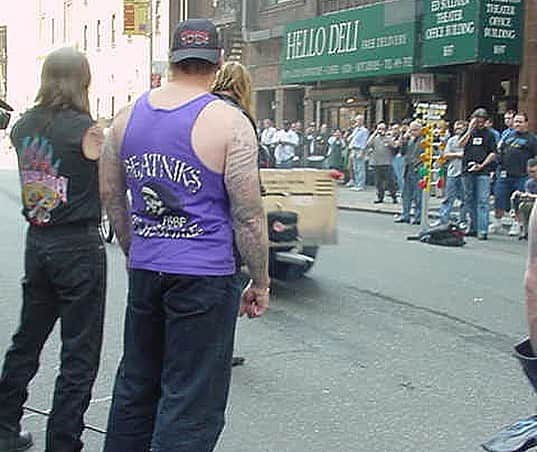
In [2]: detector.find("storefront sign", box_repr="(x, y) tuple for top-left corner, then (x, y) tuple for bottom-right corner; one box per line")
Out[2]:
(124, 0), (151, 36)
(421, 0), (523, 67)
(410, 73), (435, 93)
(281, 0), (417, 84)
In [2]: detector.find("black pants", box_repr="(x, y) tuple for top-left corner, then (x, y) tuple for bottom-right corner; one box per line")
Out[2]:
(374, 165), (397, 201)
(104, 270), (241, 452)
(0, 223), (106, 452)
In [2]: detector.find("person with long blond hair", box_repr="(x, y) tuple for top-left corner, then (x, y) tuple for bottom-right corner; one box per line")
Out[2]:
(0, 47), (105, 452)
(212, 61), (273, 168)
(212, 61), (260, 367)
(212, 61), (254, 122)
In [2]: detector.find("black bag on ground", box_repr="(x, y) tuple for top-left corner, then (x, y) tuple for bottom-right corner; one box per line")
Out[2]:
(418, 222), (466, 247)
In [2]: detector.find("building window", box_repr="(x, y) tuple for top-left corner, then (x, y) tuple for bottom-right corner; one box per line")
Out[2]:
(51, 18), (55, 45)
(96, 97), (100, 119)
(39, 15), (46, 44)
(263, 0), (294, 6)
(83, 25), (88, 51)
(0, 26), (7, 101)
(111, 14), (116, 46)
(319, 0), (367, 14)
(64, 1), (72, 42)
(96, 19), (101, 49)
(111, 96), (115, 117)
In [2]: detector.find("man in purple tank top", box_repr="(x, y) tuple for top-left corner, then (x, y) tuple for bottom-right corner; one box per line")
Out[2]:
(99, 19), (270, 452)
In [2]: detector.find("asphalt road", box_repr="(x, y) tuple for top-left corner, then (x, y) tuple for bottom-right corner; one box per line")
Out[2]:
(0, 169), (534, 452)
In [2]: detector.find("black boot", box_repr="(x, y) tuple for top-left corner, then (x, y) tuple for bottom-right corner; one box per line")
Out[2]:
(514, 339), (537, 393)
(0, 431), (33, 452)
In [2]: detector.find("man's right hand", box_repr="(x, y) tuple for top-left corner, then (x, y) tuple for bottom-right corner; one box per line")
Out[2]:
(239, 281), (270, 318)
(469, 117), (478, 130)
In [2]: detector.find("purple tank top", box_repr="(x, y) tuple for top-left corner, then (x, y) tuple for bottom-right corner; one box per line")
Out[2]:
(121, 92), (236, 275)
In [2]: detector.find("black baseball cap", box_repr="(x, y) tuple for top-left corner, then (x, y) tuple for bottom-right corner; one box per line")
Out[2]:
(169, 19), (221, 64)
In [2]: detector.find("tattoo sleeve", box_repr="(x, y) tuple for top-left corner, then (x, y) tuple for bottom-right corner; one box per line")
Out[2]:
(225, 113), (270, 288)
(525, 202), (537, 351)
(99, 109), (132, 256)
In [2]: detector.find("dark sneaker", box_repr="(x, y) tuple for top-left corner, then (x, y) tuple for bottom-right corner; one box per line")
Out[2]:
(373, 199), (383, 204)
(478, 233), (488, 241)
(231, 356), (245, 367)
(393, 216), (409, 224)
(0, 431), (33, 452)
(411, 218), (421, 225)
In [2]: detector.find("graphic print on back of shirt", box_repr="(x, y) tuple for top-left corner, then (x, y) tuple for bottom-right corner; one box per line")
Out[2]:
(125, 154), (205, 239)
(19, 136), (68, 225)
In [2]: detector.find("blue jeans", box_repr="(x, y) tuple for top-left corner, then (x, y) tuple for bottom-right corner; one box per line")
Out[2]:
(401, 168), (421, 221)
(494, 175), (527, 211)
(438, 175), (464, 224)
(392, 154), (405, 192)
(463, 174), (491, 234)
(104, 270), (241, 452)
(353, 154), (366, 189)
(0, 223), (106, 452)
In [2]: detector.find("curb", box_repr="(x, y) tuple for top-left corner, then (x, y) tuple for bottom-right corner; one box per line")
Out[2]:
(337, 203), (441, 219)
(337, 204), (398, 215)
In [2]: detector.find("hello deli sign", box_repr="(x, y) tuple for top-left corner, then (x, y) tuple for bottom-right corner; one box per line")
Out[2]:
(281, 0), (417, 83)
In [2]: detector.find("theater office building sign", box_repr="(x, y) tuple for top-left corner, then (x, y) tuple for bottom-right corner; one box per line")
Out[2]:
(421, 0), (523, 65)
(281, 2), (417, 84)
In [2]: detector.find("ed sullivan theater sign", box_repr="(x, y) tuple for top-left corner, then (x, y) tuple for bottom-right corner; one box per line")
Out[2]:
(281, 0), (417, 84)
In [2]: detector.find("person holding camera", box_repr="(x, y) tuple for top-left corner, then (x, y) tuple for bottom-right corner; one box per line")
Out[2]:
(366, 122), (398, 204)
(458, 108), (497, 240)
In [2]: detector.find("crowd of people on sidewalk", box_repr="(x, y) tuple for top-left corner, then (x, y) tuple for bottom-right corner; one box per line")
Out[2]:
(257, 108), (537, 241)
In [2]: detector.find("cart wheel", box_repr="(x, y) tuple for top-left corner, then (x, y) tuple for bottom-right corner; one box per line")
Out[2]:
(99, 213), (114, 243)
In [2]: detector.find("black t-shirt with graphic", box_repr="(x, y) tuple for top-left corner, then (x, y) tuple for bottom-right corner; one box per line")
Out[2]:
(10, 106), (100, 226)
(462, 128), (497, 175)
(498, 132), (537, 178)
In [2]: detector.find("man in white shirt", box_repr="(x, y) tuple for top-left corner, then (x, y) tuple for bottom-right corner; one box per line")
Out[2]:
(260, 118), (276, 149)
(273, 120), (299, 168)
(348, 115), (369, 190)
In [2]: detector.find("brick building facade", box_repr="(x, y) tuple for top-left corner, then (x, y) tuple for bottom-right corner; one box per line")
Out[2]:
(172, 0), (536, 131)
(518, 0), (537, 131)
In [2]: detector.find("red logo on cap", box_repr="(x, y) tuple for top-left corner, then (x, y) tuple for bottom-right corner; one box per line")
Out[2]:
(180, 30), (210, 46)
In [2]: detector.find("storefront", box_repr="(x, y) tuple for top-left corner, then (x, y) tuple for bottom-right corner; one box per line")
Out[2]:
(280, 0), (419, 128)
(277, 0), (524, 129)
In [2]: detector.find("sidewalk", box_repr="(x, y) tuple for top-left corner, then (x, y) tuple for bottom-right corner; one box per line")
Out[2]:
(337, 184), (443, 216)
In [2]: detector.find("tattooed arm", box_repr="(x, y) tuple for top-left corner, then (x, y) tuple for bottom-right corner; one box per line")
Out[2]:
(99, 106), (133, 256)
(525, 202), (537, 352)
(224, 109), (270, 317)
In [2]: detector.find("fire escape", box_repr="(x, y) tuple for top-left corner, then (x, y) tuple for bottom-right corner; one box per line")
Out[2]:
(211, 0), (244, 63)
